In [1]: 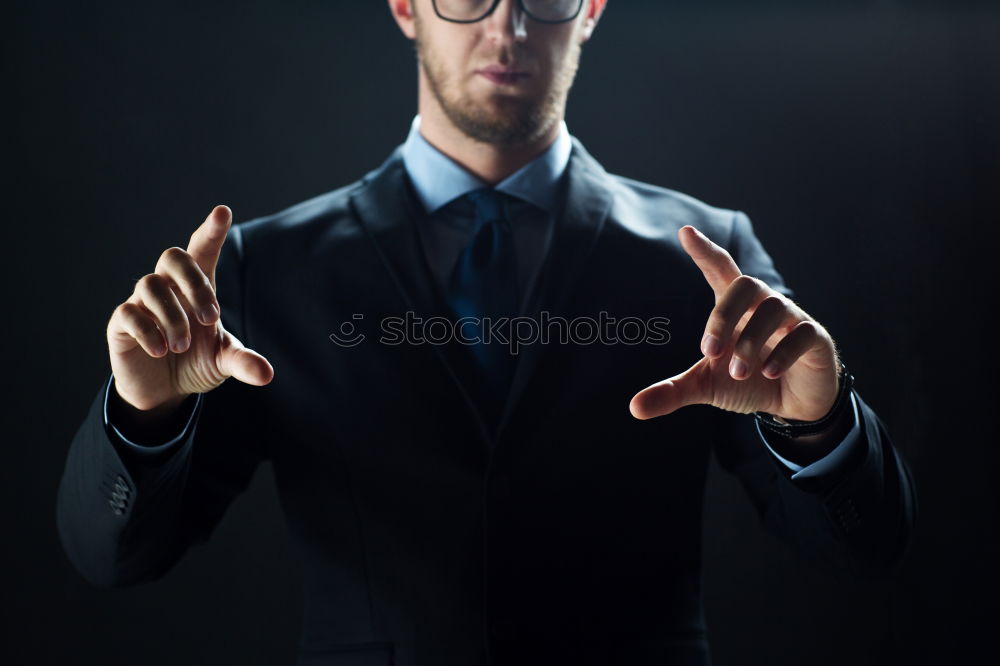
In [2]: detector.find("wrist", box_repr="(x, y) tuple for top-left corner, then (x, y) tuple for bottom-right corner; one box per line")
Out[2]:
(755, 362), (853, 440)
(109, 380), (192, 444)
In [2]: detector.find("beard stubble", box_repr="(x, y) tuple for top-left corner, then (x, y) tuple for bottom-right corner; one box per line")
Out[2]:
(414, 16), (582, 146)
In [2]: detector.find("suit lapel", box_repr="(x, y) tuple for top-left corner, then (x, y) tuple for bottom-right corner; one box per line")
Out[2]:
(349, 140), (615, 453)
(493, 139), (614, 444)
(349, 149), (496, 446)
(349, 148), (446, 327)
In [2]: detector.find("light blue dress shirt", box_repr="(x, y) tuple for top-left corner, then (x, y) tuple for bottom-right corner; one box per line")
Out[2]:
(400, 114), (570, 315)
(106, 114), (863, 480)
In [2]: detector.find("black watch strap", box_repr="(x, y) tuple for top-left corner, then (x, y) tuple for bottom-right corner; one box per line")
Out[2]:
(754, 362), (853, 438)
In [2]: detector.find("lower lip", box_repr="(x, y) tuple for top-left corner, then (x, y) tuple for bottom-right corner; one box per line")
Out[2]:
(478, 71), (530, 85)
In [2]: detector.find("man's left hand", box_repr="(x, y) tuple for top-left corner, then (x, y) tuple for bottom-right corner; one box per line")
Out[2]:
(629, 225), (840, 423)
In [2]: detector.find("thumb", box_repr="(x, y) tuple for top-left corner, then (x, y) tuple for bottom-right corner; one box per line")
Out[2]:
(629, 357), (710, 420)
(216, 332), (274, 386)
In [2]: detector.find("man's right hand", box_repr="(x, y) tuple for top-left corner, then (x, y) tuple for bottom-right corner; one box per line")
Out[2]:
(107, 205), (274, 417)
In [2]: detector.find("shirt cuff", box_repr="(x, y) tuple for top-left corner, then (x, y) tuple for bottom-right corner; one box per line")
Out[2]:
(103, 374), (202, 454)
(756, 391), (863, 480)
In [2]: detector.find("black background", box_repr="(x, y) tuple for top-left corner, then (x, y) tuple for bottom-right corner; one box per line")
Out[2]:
(7, 0), (998, 663)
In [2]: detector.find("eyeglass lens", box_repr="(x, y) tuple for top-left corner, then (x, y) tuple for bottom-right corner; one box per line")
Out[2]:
(434, 0), (582, 23)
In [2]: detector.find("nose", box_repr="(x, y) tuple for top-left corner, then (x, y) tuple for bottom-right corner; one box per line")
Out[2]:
(482, 0), (528, 44)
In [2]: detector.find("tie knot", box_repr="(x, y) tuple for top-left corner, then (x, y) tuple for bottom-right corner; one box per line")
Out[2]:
(465, 188), (509, 226)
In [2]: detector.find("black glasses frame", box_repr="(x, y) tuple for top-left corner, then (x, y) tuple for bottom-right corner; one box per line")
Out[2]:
(431, 0), (584, 25)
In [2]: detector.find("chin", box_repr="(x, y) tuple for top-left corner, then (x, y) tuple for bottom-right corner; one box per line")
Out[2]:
(440, 88), (555, 145)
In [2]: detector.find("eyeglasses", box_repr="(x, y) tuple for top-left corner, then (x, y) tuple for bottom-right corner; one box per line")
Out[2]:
(432, 0), (585, 25)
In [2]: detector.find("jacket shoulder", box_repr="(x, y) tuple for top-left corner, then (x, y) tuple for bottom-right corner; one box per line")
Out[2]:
(232, 147), (404, 250)
(606, 173), (742, 248)
(235, 179), (362, 243)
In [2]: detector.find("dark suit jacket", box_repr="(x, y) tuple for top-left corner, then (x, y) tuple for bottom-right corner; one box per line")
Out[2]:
(57, 139), (917, 666)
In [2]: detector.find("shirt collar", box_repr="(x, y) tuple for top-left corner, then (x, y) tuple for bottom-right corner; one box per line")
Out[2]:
(400, 114), (572, 216)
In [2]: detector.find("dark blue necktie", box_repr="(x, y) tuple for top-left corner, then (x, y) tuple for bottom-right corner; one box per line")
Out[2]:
(445, 188), (520, 429)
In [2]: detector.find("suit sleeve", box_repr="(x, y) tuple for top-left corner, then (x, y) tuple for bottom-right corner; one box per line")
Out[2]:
(758, 392), (865, 479)
(104, 374), (202, 452)
(56, 223), (271, 588)
(708, 212), (918, 579)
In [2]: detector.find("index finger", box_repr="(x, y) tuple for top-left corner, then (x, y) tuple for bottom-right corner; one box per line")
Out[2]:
(186, 205), (233, 290)
(678, 225), (742, 299)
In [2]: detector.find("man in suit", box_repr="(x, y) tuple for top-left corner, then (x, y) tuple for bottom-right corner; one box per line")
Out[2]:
(57, 1), (917, 664)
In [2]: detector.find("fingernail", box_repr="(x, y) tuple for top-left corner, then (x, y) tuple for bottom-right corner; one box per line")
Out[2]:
(701, 334), (721, 357)
(153, 341), (167, 356)
(763, 361), (780, 377)
(730, 357), (748, 379)
(199, 304), (218, 325)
